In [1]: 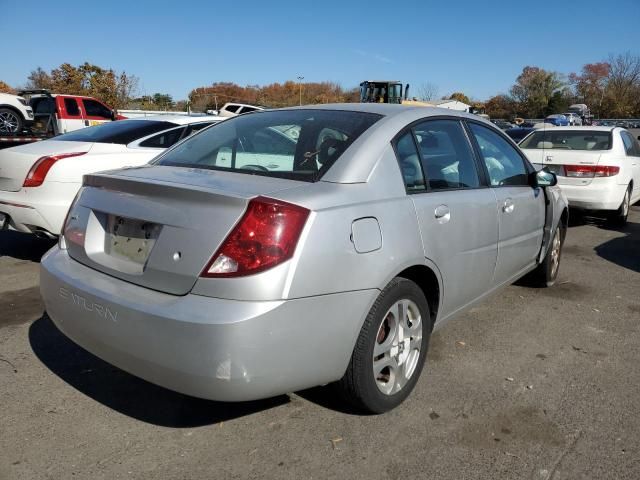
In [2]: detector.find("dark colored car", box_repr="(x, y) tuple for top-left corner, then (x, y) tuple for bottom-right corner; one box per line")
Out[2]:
(505, 127), (535, 143)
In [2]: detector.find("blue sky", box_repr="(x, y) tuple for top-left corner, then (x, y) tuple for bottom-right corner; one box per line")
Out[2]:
(2, 0), (639, 101)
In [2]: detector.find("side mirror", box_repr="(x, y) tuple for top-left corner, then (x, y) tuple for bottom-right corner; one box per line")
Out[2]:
(533, 167), (557, 187)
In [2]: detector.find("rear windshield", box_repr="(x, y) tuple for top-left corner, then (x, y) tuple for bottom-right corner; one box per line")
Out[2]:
(520, 130), (612, 151)
(152, 109), (382, 182)
(50, 120), (176, 145)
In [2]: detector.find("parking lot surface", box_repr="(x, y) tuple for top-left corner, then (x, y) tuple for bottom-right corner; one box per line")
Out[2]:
(1, 207), (639, 480)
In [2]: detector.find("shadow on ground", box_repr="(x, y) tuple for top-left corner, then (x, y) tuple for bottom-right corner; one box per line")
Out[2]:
(29, 314), (289, 427)
(0, 231), (55, 262)
(593, 220), (640, 273)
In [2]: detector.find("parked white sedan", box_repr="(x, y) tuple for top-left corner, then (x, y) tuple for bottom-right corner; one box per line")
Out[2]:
(0, 115), (222, 236)
(520, 127), (640, 224)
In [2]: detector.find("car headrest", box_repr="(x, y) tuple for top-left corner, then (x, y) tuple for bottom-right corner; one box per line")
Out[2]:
(537, 141), (553, 149)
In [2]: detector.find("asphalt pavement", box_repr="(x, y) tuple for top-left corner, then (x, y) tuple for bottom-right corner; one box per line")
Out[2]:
(0, 206), (639, 480)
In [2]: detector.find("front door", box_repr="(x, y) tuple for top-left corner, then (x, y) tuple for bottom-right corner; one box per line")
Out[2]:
(394, 119), (499, 318)
(468, 122), (545, 285)
(81, 98), (113, 128)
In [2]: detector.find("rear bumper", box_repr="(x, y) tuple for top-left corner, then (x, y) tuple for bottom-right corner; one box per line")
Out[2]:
(558, 179), (627, 211)
(40, 248), (377, 402)
(0, 183), (78, 235)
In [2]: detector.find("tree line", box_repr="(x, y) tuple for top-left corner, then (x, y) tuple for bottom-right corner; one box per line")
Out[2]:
(484, 52), (640, 119)
(2, 52), (639, 118)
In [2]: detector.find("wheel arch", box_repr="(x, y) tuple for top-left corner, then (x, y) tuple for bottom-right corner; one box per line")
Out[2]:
(0, 104), (26, 120)
(394, 262), (442, 330)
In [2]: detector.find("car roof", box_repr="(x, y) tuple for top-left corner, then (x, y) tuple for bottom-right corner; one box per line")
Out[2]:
(121, 115), (224, 125)
(275, 102), (486, 121)
(536, 126), (617, 132)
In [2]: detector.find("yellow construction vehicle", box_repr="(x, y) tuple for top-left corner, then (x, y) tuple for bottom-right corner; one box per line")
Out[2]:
(359, 80), (432, 107)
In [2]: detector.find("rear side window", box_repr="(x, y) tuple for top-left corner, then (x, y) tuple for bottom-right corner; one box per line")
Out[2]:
(414, 120), (480, 190)
(83, 99), (112, 118)
(620, 131), (640, 157)
(139, 126), (186, 148)
(51, 120), (176, 144)
(520, 130), (612, 151)
(394, 131), (425, 192)
(153, 109), (381, 182)
(64, 98), (80, 116)
(224, 104), (240, 113)
(470, 123), (529, 186)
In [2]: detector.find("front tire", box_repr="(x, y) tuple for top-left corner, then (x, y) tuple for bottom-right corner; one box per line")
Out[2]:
(337, 278), (431, 413)
(0, 108), (24, 134)
(525, 223), (565, 287)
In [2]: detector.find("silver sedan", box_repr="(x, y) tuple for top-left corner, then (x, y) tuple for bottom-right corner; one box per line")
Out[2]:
(40, 104), (568, 413)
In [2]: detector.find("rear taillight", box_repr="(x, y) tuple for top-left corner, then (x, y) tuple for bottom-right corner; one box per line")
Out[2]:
(564, 165), (619, 178)
(23, 152), (87, 187)
(202, 196), (310, 278)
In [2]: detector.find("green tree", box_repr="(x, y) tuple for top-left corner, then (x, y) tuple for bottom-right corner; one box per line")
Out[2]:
(484, 95), (517, 119)
(26, 63), (138, 109)
(449, 92), (470, 104)
(510, 66), (565, 117)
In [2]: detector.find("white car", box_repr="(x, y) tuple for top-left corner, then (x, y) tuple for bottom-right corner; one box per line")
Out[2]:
(214, 102), (265, 117)
(520, 127), (640, 224)
(0, 93), (34, 134)
(562, 112), (583, 126)
(0, 115), (222, 236)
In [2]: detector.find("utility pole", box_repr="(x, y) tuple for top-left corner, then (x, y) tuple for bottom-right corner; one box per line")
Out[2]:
(297, 76), (304, 106)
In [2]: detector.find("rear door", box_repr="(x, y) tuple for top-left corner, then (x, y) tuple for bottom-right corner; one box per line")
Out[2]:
(468, 122), (545, 285)
(81, 98), (113, 127)
(620, 130), (640, 201)
(396, 119), (499, 317)
(58, 97), (85, 133)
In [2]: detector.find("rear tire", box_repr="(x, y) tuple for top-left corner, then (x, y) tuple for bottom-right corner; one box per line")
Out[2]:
(0, 108), (24, 134)
(525, 223), (565, 287)
(608, 185), (631, 227)
(336, 277), (431, 414)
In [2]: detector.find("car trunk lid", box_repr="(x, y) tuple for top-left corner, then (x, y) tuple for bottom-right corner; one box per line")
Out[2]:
(0, 141), (94, 191)
(523, 149), (604, 186)
(64, 165), (306, 295)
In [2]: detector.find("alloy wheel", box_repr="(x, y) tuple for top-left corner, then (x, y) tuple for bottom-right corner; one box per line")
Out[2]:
(0, 111), (20, 134)
(550, 229), (561, 278)
(373, 299), (422, 395)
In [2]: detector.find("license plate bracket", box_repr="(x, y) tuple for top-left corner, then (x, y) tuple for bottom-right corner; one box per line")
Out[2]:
(104, 215), (161, 267)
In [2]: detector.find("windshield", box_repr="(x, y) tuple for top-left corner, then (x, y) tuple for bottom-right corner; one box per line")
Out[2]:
(520, 130), (612, 150)
(153, 109), (381, 182)
(50, 120), (176, 144)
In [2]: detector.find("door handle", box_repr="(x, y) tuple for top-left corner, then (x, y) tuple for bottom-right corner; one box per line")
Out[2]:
(502, 199), (515, 213)
(434, 204), (450, 223)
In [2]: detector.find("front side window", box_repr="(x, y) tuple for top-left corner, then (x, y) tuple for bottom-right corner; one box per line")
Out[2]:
(520, 130), (612, 151)
(154, 110), (381, 182)
(414, 120), (480, 190)
(83, 99), (112, 118)
(470, 123), (529, 186)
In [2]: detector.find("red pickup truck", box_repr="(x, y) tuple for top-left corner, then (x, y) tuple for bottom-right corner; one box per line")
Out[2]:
(0, 90), (126, 147)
